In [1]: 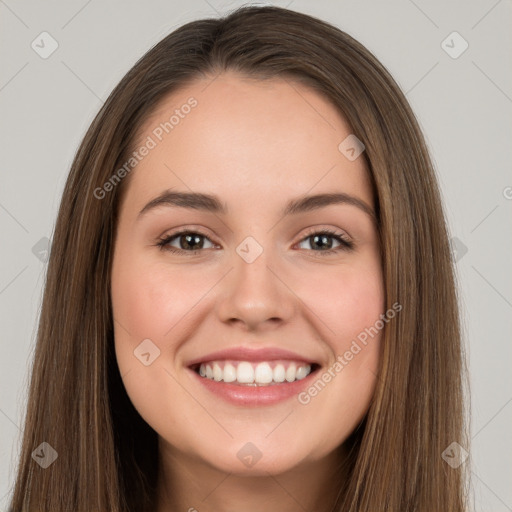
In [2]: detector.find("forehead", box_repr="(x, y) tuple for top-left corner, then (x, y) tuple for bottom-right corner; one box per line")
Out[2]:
(123, 71), (372, 214)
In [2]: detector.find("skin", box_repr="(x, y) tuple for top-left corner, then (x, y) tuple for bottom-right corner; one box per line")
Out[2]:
(111, 70), (384, 512)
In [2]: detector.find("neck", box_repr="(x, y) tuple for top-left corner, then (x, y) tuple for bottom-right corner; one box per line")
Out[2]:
(155, 438), (350, 512)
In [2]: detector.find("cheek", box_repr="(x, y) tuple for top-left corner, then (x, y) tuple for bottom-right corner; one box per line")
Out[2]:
(299, 259), (385, 347)
(110, 253), (206, 425)
(294, 266), (384, 449)
(111, 254), (208, 343)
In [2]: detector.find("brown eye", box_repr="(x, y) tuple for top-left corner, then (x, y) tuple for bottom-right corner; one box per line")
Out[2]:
(296, 229), (354, 255)
(157, 231), (215, 253)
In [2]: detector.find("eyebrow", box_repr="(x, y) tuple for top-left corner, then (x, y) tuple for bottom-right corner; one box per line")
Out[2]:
(137, 190), (376, 221)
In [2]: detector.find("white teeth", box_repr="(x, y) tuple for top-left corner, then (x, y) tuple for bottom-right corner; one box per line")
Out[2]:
(285, 363), (297, 382)
(237, 362), (254, 383)
(213, 362), (223, 382)
(223, 363), (237, 383)
(295, 365), (309, 380)
(196, 361), (312, 385)
(273, 364), (286, 383)
(254, 362), (273, 383)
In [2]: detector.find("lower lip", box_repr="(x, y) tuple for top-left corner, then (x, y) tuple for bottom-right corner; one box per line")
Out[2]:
(188, 366), (319, 407)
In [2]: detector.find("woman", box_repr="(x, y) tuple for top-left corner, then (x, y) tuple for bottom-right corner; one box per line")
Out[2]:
(8, 5), (470, 511)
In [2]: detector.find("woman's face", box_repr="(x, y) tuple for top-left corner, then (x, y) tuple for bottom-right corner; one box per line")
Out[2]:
(111, 71), (384, 476)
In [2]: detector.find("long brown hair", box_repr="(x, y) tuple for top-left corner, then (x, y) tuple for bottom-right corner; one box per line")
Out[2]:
(8, 5), (470, 511)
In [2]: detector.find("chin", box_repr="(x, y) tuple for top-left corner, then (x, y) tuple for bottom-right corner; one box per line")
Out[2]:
(191, 437), (313, 476)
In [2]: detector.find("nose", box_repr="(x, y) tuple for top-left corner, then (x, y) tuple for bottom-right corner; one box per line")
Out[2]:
(216, 245), (296, 332)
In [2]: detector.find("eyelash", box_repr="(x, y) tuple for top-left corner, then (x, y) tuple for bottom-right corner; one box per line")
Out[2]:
(156, 227), (354, 257)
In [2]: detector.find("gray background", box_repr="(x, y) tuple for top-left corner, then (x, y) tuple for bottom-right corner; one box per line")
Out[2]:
(0, 0), (511, 510)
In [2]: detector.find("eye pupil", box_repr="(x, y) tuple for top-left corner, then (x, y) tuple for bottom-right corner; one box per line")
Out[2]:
(311, 234), (333, 250)
(181, 233), (203, 250)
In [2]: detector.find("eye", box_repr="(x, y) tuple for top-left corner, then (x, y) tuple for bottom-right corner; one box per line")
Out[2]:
(157, 230), (216, 254)
(295, 228), (354, 256)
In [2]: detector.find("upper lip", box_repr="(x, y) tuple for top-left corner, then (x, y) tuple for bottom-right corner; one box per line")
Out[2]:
(186, 346), (320, 368)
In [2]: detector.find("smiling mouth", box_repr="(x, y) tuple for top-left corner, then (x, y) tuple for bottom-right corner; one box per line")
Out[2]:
(189, 360), (321, 386)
